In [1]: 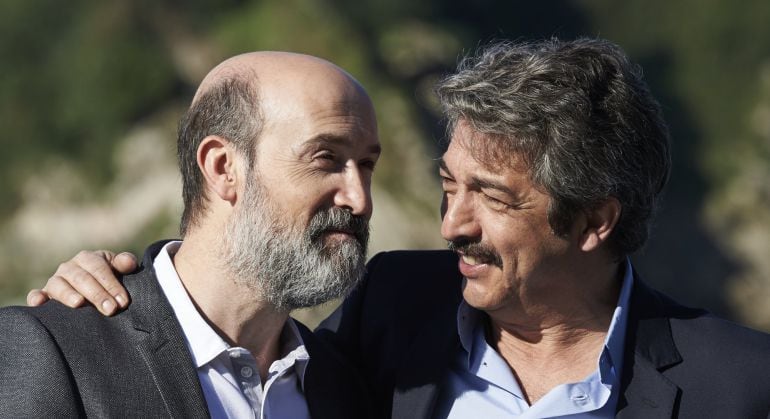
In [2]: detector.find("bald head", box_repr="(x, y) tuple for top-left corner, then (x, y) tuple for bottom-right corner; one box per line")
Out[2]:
(193, 52), (366, 104)
(177, 51), (376, 236)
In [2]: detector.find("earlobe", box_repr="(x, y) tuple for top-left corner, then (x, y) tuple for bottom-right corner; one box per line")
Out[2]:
(579, 197), (621, 252)
(197, 135), (239, 204)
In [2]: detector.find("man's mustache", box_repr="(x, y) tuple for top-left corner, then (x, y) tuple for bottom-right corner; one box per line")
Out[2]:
(447, 239), (503, 268)
(308, 208), (370, 249)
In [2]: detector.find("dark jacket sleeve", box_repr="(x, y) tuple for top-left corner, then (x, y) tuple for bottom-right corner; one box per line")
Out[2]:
(0, 306), (83, 417)
(315, 250), (463, 418)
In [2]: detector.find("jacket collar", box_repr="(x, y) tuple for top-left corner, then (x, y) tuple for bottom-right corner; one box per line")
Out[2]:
(616, 275), (690, 418)
(123, 240), (210, 418)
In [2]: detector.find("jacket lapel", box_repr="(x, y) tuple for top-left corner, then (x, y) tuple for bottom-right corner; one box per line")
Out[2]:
(616, 278), (683, 419)
(125, 242), (210, 419)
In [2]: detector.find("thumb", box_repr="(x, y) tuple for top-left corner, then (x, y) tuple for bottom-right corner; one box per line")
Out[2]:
(111, 252), (139, 274)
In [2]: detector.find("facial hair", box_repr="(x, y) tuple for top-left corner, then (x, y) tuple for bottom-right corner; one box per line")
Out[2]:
(447, 238), (503, 268)
(220, 176), (369, 311)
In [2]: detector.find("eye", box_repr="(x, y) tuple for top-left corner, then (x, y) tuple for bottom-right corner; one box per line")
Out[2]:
(440, 176), (457, 194)
(359, 158), (377, 171)
(312, 151), (344, 170)
(315, 151), (335, 161)
(482, 193), (513, 210)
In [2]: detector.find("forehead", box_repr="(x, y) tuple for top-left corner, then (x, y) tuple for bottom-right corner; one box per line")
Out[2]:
(444, 121), (529, 175)
(258, 73), (379, 154)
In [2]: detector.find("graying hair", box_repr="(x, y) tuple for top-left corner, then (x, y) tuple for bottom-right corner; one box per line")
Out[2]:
(177, 74), (263, 236)
(221, 175), (368, 310)
(436, 38), (671, 257)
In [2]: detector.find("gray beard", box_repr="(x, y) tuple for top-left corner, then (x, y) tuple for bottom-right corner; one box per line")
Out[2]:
(220, 176), (368, 311)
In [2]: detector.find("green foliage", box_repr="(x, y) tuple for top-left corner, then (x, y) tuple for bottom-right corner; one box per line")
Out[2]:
(2, 0), (770, 328)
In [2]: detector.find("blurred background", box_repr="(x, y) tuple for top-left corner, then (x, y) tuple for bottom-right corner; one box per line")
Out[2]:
(2, 0), (770, 331)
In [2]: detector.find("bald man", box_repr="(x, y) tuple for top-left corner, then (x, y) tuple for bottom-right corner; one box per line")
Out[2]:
(0, 52), (378, 418)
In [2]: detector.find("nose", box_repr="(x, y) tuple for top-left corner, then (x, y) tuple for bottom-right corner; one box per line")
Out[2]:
(334, 164), (373, 218)
(441, 190), (481, 241)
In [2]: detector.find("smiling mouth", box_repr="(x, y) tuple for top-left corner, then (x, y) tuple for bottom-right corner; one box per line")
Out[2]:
(447, 239), (503, 268)
(453, 248), (503, 269)
(460, 253), (485, 265)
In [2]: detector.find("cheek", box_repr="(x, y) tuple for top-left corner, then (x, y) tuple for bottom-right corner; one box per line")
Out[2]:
(440, 194), (448, 219)
(289, 183), (339, 216)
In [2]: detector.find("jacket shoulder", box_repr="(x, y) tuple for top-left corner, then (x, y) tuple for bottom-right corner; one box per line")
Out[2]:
(0, 306), (83, 416)
(669, 313), (770, 368)
(668, 314), (770, 415)
(632, 282), (770, 415)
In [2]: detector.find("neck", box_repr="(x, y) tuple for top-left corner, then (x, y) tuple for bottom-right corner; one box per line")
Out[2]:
(489, 256), (623, 339)
(483, 258), (624, 403)
(172, 231), (289, 381)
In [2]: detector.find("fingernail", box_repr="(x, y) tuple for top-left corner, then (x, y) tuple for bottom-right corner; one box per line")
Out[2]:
(102, 300), (116, 314)
(115, 295), (126, 307)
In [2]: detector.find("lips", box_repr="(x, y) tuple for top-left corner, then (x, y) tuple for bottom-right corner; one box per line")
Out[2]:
(321, 229), (357, 242)
(461, 254), (481, 265)
(324, 228), (354, 236)
(457, 252), (492, 277)
(449, 244), (502, 267)
(447, 239), (503, 276)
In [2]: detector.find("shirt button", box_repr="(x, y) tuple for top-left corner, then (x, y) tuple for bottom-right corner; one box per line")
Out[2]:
(571, 393), (589, 405)
(240, 366), (253, 378)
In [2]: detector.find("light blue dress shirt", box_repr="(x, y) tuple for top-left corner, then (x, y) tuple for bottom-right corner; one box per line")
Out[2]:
(154, 241), (311, 419)
(436, 259), (634, 418)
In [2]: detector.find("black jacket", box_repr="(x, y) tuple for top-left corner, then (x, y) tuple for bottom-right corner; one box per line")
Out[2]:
(318, 250), (770, 418)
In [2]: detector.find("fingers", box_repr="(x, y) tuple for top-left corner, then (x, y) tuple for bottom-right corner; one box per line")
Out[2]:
(42, 274), (87, 309)
(75, 250), (132, 313)
(112, 252), (138, 275)
(46, 250), (124, 316)
(101, 252), (135, 309)
(26, 289), (50, 306)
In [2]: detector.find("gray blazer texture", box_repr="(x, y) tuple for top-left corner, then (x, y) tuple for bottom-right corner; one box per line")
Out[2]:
(0, 240), (371, 418)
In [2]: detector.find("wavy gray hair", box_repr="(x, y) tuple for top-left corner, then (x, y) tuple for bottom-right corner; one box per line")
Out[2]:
(437, 38), (671, 257)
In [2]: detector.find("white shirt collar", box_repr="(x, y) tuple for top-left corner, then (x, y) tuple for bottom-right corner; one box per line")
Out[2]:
(154, 241), (228, 367)
(153, 240), (309, 385)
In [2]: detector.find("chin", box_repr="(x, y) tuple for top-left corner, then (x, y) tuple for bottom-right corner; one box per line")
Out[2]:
(461, 279), (507, 312)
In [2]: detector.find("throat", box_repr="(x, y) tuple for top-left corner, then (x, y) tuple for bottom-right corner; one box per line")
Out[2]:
(485, 318), (608, 404)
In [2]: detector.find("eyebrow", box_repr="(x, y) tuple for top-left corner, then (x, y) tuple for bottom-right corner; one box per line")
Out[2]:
(304, 133), (381, 155)
(438, 158), (452, 176)
(438, 157), (515, 196)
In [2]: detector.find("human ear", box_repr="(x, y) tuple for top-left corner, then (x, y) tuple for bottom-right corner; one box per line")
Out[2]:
(197, 135), (239, 204)
(578, 197), (621, 252)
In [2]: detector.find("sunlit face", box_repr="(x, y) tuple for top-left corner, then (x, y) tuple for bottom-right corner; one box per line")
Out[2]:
(222, 69), (380, 309)
(439, 121), (577, 314)
(253, 69), (380, 250)
(222, 173), (370, 309)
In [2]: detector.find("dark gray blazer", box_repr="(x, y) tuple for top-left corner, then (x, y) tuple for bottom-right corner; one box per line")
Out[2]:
(318, 250), (770, 419)
(0, 241), (370, 418)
